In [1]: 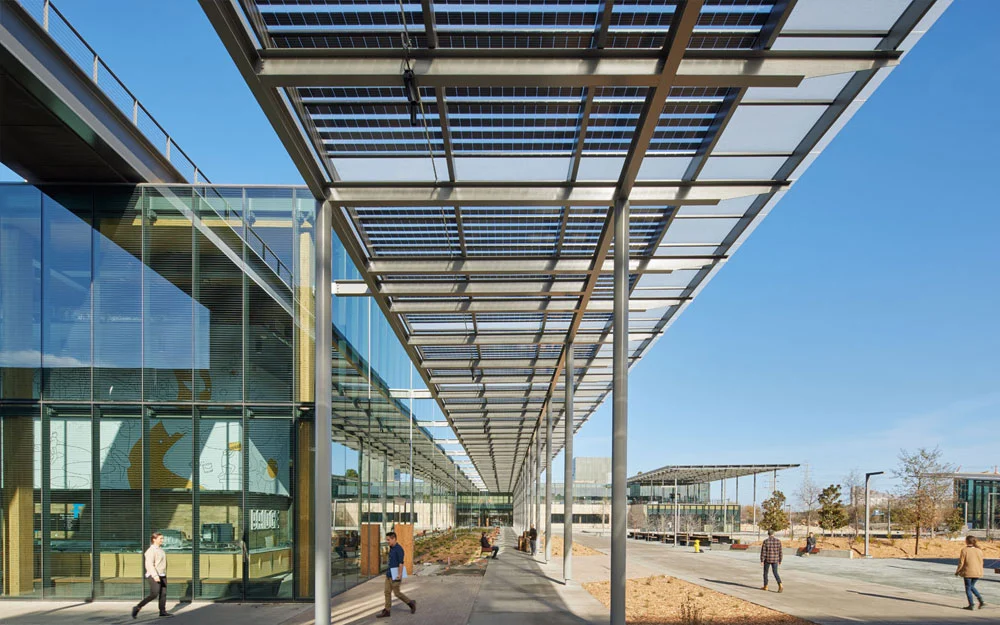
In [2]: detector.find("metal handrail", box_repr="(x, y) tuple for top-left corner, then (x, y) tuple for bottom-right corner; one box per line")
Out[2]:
(18, 0), (208, 184)
(15, 0), (298, 290)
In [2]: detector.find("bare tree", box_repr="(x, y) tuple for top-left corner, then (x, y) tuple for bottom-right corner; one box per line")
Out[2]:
(627, 504), (647, 531)
(894, 446), (954, 555)
(796, 465), (821, 534)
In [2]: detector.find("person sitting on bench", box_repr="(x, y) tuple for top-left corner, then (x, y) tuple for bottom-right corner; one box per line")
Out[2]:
(800, 532), (816, 556)
(481, 532), (499, 559)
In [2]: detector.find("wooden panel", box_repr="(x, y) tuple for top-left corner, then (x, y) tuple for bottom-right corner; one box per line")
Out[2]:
(2, 417), (35, 596)
(294, 420), (314, 596)
(393, 524), (414, 576)
(360, 523), (381, 576)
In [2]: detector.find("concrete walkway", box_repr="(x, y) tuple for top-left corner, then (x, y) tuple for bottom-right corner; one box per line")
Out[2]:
(0, 530), (606, 625)
(468, 528), (606, 625)
(576, 533), (999, 625)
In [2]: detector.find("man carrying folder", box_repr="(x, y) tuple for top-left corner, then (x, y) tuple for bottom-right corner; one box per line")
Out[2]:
(376, 531), (416, 618)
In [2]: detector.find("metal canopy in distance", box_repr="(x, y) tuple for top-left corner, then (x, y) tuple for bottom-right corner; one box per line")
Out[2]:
(629, 464), (800, 486)
(204, 0), (949, 494)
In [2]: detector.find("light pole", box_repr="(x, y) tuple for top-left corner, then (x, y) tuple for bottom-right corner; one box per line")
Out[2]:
(864, 471), (884, 558)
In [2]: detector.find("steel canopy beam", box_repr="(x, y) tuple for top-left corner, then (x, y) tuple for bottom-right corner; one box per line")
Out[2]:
(381, 280), (588, 297)
(328, 183), (782, 207)
(408, 332), (659, 346)
(389, 299), (683, 314)
(258, 53), (899, 88)
(369, 256), (719, 275)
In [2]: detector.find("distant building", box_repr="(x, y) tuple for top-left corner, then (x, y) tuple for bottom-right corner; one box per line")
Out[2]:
(574, 457), (612, 484)
(953, 471), (1000, 530)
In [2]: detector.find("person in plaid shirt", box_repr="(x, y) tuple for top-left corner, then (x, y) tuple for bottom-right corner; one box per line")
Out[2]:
(760, 530), (783, 592)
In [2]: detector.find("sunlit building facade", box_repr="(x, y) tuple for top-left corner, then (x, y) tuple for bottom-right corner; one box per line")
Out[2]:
(0, 184), (469, 601)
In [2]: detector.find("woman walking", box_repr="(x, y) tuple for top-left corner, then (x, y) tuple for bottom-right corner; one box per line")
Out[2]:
(956, 535), (986, 610)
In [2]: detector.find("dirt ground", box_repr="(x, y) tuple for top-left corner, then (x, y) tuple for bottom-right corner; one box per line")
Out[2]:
(542, 534), (604, 557)
(584, 575), (813, 625)
(414, 528), (496, 566)
(776, 535), (1000, 559)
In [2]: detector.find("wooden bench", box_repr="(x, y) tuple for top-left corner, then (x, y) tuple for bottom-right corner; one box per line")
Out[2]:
(797, 547), (820, 555)
(730, 544), (749, 551)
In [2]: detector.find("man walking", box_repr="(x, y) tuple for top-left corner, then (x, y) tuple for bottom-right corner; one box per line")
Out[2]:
(376, 531), (416, 618)
(529, 524), (538, 556)
(760, 529), (783, 593)
(132, 531), (172, 618)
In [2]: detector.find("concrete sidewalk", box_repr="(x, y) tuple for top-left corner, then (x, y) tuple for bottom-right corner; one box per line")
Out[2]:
(468, 528), (606, 625)
(576, 533), (998, 625)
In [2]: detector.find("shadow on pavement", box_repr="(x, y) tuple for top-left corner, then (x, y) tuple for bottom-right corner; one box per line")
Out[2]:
(701, 578), (762, 591)
(847, 589), (962, 610)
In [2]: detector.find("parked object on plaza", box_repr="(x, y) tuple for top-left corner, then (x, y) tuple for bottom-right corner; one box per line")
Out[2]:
(956, 535), (986, 610)
(132, 532), (172, 619)
(376, 531), (416, 618)
(760, 530), (783, 593)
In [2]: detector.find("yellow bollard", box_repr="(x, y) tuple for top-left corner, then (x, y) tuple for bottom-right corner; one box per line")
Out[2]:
(694, 539), (701, 553)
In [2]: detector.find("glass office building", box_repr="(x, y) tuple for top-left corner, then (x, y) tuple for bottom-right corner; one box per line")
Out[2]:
(0, 184), (468, 601)
(954, 474), (1000, 531)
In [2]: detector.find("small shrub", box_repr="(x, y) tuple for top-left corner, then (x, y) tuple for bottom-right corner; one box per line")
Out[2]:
(679, 593), (709, 625)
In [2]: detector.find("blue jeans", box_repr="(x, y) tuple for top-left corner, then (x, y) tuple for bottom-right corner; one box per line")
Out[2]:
(965, 578), (983, 606)
(763, 562), (781, 586)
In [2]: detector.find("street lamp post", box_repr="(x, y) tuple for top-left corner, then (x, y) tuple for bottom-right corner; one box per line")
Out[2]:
(864, 471), (884, 558)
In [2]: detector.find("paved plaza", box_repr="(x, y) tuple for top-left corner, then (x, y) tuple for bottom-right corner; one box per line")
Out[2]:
(575, 533), (999, 625)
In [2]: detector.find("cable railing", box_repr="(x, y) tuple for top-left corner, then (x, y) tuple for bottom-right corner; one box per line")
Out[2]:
(16, 0), (207, 184)
(15, 0), (296, 289)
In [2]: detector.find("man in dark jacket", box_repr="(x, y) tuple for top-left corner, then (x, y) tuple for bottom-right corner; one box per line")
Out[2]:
(529, 524), (538, 556)
(376, 531), (416, 618)
(760, 530), (783, 592)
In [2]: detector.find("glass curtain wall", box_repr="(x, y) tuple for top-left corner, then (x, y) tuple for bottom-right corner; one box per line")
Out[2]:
(0, 185), (307, 600)
(0, 183), (462, 601)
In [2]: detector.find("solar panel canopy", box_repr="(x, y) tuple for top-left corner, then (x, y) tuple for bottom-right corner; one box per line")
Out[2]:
(204, 0), (951, 492)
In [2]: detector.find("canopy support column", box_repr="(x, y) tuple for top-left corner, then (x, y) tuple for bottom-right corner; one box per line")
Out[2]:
(611, 198), (629, 625)
(563, 342), (574, 583)
(545, 402), (553, 562)
(314, 200), (333, 625)
(535, 423), (541, 543)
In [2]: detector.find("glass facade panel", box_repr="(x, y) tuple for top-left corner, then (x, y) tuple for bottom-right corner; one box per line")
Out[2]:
(196, 407), (242, 600)
(93, 188), (144, 402)
(245, 410), (294, 599)
(47, 405), (92, 598)
(0, 187), (42, 400)
(41, 191), (93, 401)
(147, 407), (194, 601)
(194, 199), (244, 405)
(0, 183), (464, 603)
(143, 191), (195, 403)
(96, 405), (143, 599)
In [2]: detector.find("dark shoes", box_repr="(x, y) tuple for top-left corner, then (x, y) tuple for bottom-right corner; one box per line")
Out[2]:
(132, 606), (139, 619)
(159, 613), (173, 617)
(409, 600), (417, 614)
(980, 601), (987, 609)
(376, 609), (391, 618)
(963, 605), (975, 611)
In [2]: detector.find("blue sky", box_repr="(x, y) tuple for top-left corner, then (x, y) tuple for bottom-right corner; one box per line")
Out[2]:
(23, 1), (1000, 501)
